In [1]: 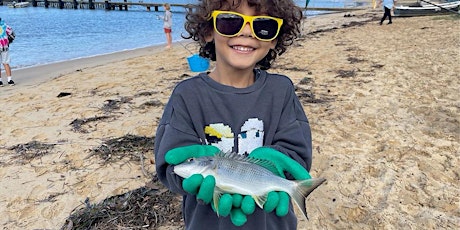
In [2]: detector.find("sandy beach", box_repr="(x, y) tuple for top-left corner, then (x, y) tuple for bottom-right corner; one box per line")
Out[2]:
(0, 5), (459, 229)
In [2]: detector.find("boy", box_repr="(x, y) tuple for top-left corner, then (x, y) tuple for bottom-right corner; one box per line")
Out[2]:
(155, 0), (316, 229)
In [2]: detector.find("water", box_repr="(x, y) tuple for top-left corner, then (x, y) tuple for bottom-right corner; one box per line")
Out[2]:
(0, 0), (361, 69)
(1, 1), (194, 69)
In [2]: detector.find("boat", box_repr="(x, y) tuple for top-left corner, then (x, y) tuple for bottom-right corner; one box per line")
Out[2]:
(7, 1), (30, 8)
(394, 1), (460, 16)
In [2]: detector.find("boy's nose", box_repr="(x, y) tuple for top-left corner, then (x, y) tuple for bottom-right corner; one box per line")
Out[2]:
(239, 22), (254, 38)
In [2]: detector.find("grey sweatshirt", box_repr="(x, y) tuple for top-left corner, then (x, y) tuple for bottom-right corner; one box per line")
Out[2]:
(154, 69), (313, 230)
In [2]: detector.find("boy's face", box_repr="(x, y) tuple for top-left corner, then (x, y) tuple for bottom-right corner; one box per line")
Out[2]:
(207, 1), (277, 71)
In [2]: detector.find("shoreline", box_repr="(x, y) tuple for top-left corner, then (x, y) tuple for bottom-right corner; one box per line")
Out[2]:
(4, 43), (176, 88)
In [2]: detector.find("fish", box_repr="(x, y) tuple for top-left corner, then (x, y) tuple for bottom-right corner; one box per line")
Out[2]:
(173, 152), (326, 219)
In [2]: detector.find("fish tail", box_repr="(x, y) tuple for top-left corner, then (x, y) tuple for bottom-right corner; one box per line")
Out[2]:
(291, 178), (326, 220)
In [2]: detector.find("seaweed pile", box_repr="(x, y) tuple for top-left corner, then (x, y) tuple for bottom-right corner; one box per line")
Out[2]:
(61, 135), (183, 229)
(61, 175), (183, 230)
(5, 141), (57, 165)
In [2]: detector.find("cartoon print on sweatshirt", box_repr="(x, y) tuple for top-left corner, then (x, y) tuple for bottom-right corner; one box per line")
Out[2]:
(204, 118), (264, 155)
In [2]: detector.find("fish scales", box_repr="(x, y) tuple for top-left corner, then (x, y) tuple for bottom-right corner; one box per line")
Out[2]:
(213, 155), (293, 196)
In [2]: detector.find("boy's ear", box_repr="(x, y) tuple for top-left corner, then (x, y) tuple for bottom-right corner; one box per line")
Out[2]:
(205, 33), (214, 43)
(270, 39), (277, 49)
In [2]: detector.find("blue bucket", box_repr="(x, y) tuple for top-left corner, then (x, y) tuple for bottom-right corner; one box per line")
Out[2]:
(187, 54), (210, 72)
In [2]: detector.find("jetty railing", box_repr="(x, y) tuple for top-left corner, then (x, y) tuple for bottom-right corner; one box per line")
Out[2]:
(2, 0), (195, 11)
(2, 0), (368, 11)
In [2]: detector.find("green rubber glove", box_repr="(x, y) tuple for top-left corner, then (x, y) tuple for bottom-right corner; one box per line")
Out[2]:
(165, 144), (220, 165)
(248, 147), (311, 217)
(230, 208), (248, 226)
(248, 147), (312, 180)
(165, 145), (220, 204)
(182, 174), (216, 204)
(212, 194), (255, 217)
(233, 195), (256, 215)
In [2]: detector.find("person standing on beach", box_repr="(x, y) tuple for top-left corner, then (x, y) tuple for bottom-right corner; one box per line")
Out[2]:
(158, 3), (172, 49)
(379, 0), (395, 25)
(154, 0), (322, 229)
(0, 18), (15, 86)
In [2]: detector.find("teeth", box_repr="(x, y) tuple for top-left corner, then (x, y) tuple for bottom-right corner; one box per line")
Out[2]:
(233, 46), (254, 51)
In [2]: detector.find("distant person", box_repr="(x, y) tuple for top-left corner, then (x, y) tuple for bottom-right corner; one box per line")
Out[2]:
(379, 0), (395, 25)
(158, 3), (172, 49)
(0, 17), (15, 86)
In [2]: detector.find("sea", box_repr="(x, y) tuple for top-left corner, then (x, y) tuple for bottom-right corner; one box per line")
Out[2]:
(0, 0), (364, 69)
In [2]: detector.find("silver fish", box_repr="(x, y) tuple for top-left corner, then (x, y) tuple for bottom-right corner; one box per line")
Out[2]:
(173, 152), (326, 219)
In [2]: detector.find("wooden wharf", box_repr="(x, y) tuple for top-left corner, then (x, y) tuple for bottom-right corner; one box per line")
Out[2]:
(3, 0), (195, 11)
(1, 0), (366, 12)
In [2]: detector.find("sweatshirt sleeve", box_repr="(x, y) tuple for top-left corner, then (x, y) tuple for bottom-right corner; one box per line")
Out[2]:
(154, 89), (203, 194)
(266, 80), (313, 173)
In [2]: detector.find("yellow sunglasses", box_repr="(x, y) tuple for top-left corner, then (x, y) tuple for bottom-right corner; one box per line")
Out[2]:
(210, 10), (283, 41)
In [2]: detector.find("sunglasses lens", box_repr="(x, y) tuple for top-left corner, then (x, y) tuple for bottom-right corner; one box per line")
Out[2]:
(253, 18), (279, 40)
(215, 13), (244, 36)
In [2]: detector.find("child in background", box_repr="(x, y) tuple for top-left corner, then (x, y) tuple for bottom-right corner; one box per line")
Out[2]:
(158, 3), (172, 48)
(0, 18), (15, 86)
(155, 0), (317, 229)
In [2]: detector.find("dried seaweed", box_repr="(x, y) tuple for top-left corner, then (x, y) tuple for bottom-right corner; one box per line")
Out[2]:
(89, 134), (154, 165)
(295, 78), (331, 104)
(298, 77), (313, 85)
(102, 97), (133, 113)
(342, 21), (367, 27)
(61, 175), (183, 230)
(70, 115), (113, 133)
(135, 91), (155, 97)
(274, 66), (310, 72)
(62, 135), (184, 229)
(7, 141), (56, 163)
(336, 69), (356, 78)
(371, 64), (384, 69)
(139, 100), (164, 109)
(347, 57), (365, 64)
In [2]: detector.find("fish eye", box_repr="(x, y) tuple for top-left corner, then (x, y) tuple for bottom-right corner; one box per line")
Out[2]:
(187, 158), (195, 162)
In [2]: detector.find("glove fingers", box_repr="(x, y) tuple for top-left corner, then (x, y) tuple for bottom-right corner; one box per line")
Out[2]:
(279, 158), (311, 180)
(217, 194), (233, 217)
(165, 145), (195, 165)
(250, 147), (311, 180)
(275, 191), (290, 217)
(182, 174), (203, 195)
(263, 191), (279, 212)
(230, 208), (247, 227)
(232, 194), (243, 208)
(241, 195), (256, 215)
(165, 145), (219, 165)
(196, 175), (215, 204)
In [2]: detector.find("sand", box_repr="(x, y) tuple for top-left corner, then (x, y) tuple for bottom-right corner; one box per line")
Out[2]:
(0, 6), (459, 229)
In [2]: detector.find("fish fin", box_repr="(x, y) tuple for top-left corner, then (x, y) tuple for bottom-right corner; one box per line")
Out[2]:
(248, 159), (279, 175)
(216, 151), (246, 161)
(252, 194), (267, 209)
(214, 151), (279, 175)
(213, 188), (224, 217)
(292, 178), (326, 220)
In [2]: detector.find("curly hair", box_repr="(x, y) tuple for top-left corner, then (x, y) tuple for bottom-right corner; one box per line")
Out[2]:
(182, 0), (303, 70)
